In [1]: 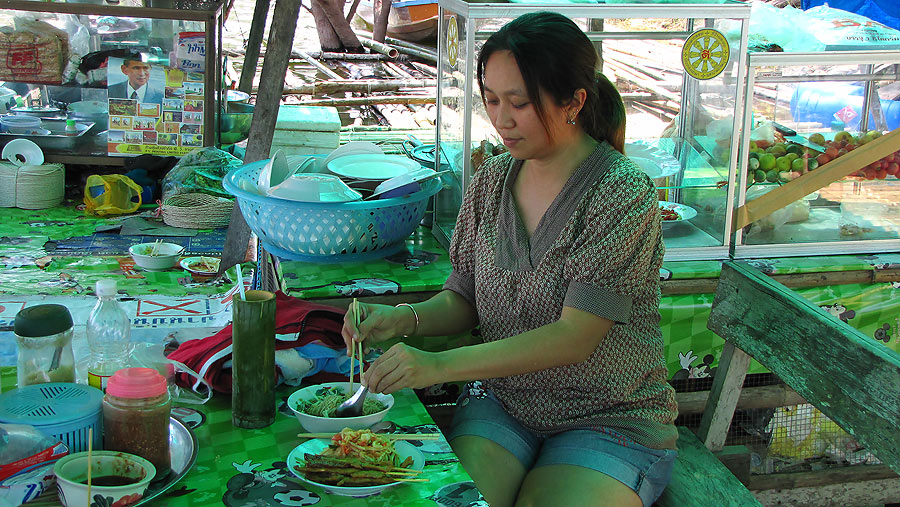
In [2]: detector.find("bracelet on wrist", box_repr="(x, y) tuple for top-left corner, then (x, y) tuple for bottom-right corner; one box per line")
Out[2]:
(395, 303), (419, 337)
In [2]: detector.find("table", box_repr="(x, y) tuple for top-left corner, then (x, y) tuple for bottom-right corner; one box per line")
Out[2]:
(2, 367), (479, 506)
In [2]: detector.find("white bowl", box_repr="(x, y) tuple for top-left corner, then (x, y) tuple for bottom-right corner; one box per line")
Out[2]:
(287, 439), (424, 498)
(287, 382), (393, 433)
(129, 242), (185, 271)
(268, 173), (362, 202)
(54, 450), (155, 507)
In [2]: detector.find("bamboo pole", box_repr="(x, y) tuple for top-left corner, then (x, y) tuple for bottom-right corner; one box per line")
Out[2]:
(358, 35), (399, 59)
(295, 50), (343, 80)
(355, 29), (438, 60)
(280, 78), (436, 95)
(309, 51), (390, 60)
(300, 95), (435, 106)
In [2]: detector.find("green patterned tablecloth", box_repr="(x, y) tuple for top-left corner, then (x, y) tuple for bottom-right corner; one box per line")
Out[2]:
(278, 227), (452, 299)
(2, 366), (478, 507)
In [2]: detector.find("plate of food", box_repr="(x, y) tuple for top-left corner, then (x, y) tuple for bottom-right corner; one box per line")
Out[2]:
(288, 382), (394, 433)
(659, 201), (697, 227)
(287, 428), (425, 498)
(179, 256), (220, 275)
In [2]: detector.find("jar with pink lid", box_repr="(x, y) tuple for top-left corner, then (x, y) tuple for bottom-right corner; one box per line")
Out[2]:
(102, 367), (171, 479)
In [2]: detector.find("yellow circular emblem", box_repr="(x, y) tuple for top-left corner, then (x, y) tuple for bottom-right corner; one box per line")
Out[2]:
(446, 15), (459, 68)
(681, 29), (729, 80)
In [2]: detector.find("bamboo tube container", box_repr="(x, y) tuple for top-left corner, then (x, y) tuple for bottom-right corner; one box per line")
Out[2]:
(232, 290), (276, 428)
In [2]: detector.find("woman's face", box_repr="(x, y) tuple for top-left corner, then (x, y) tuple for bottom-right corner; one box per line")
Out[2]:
(482, 50), (567, 161)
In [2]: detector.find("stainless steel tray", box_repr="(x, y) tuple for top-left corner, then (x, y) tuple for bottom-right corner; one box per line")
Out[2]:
(0, 118), (96, 151)
(136, 416), (199, 505)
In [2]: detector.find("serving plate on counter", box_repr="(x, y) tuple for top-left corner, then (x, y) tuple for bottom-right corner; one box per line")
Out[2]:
(0, 118), (94, 151)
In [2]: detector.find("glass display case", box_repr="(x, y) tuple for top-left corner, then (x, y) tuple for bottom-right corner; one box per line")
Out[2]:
(734, 50), (900, 258)
(0, 0), (224, 163)
(433, 0), (750, 261)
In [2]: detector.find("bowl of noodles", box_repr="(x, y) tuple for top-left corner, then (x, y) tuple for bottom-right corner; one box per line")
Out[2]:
(288, 382), (394, 433)
(287, 428), (425, 497)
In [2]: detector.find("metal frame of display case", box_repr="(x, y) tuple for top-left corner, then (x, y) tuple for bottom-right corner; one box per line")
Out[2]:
(734, 50), (900, 259)
(434, 0), (751, 261)
(0, 0), (224, 164)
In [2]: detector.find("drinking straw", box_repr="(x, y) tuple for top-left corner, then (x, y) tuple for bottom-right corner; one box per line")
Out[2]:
(86, 427), (93, 504)
(235, 264), (246, 301)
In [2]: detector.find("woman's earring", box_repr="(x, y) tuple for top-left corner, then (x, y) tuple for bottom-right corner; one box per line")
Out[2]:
(567, 115), (576, 125)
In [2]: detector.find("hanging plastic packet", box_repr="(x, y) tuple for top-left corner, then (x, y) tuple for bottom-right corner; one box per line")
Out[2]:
(130, 342), (212, 405)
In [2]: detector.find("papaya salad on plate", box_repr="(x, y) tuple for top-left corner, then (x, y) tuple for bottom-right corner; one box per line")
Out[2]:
(288, 428), (426, 497)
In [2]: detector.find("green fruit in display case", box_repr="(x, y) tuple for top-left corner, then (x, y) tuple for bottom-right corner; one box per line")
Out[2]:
(766, 169), (779, 183)
(807, 158), (819, 171)
(833, 131), (854, 144)
(809, 133), (826, 146)
(748, 158), (760, 171)
(791, 158), (805, 172)
(785, 152), (800, 162)
(758, 153), (776, 170)
(754, 169), (767, 183)
(786, 144), (804, 156)
(748, 151), (759, 161)
(766, 144), (787, 156)
(775, 156), (792, 172)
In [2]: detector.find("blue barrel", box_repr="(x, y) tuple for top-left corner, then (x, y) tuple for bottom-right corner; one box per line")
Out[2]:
(791, 82), (900, 131)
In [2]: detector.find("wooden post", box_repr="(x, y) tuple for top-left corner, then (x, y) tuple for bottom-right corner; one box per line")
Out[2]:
(238, 0), (270, 93)
(373, 0), (391, 42)
(219, 0), (302, 279)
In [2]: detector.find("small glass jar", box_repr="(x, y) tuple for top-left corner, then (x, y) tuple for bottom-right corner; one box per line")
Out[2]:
(103, 368), (171, 479)
(14, 304), (75, 387)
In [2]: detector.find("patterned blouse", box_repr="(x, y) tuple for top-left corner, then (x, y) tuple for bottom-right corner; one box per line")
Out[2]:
(443, 141), (678, 450)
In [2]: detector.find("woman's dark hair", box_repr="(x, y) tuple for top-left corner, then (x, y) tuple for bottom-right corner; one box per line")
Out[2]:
(476, 11), (626, 154)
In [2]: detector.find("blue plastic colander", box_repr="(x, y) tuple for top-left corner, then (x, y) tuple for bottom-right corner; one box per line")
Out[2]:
(223, 158), (442, 263)
(0, 383), (103, 453)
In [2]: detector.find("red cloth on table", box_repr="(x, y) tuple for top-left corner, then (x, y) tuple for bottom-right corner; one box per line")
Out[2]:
(167, 291), (349, 393)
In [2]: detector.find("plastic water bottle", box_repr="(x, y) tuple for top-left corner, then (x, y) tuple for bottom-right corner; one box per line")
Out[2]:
(86, 280), (131, 391)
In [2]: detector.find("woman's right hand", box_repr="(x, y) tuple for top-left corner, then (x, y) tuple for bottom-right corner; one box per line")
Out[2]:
(341, 302), (414, 355)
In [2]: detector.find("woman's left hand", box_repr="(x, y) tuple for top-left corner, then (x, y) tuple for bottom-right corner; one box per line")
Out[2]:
(363, 342), (440, 394)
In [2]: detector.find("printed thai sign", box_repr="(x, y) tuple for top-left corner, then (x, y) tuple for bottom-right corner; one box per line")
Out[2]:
(107, 56), (204, 156)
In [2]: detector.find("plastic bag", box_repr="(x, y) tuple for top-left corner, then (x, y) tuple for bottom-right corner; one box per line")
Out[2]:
(0, 424), (67, 505)
(131, 342), (212, 405)
(161, 146), (242, 200)
(804, 4), (900, 51)
(744, 185), (812, 236)
(83, 173), (143, 216)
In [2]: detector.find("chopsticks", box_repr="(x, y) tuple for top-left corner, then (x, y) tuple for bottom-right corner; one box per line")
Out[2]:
(297, 432), (442, 441)
(349, 298), (358, 394)
(349, 298), (364, 394)
(150, 239), (162, 257)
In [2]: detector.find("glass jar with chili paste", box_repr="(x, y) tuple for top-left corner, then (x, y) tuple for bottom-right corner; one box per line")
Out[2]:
(103, 367), (171, 479)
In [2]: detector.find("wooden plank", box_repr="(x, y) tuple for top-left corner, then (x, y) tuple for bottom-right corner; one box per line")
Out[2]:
(734, 127), (900, 230)
(752, 477), (900, 507)
(749, 464), (898, 491)
(675, 382), (805, 416)
(655, 427), (762, 507)
(708, 261), (900, 473)
(696, 341), (751, 452)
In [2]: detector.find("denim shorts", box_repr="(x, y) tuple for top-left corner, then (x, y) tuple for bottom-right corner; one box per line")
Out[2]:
(447, 382), (677, 507)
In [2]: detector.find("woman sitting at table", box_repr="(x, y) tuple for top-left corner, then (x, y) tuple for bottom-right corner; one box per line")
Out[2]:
(342, 11), (678, 507)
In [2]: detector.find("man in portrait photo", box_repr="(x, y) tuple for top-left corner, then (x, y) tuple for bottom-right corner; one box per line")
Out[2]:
(108, 58), (164, 104)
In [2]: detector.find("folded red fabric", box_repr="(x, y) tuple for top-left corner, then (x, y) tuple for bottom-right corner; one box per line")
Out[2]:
(168, 291), (348, 393)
